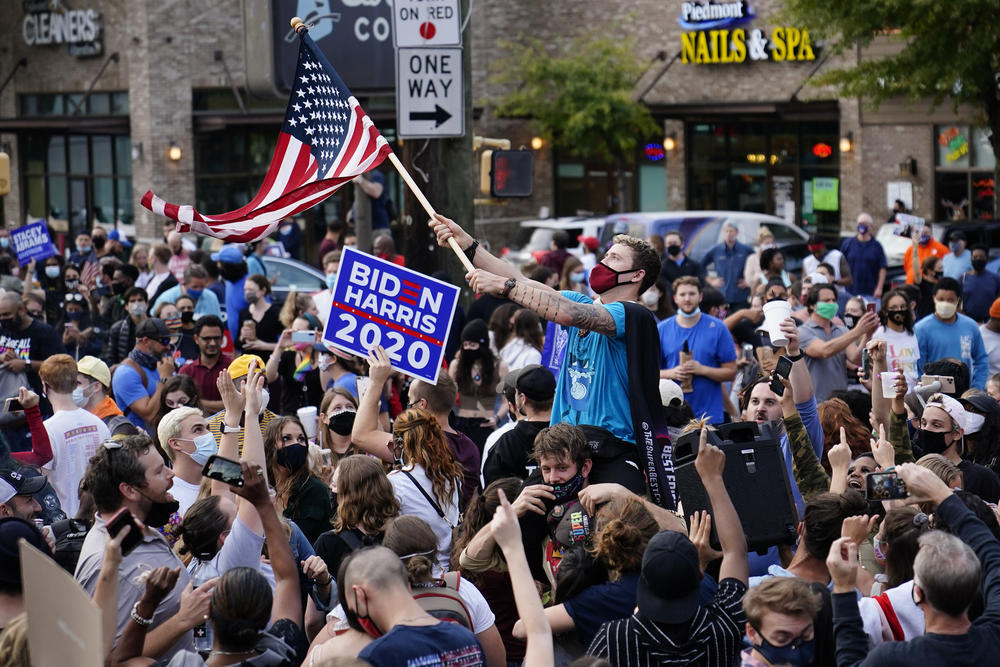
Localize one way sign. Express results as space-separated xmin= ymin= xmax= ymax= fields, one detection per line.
xmin=396 ymin=47 xmax=464 ymax=138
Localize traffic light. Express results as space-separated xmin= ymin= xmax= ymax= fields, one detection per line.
xmin=0 ymin=153 xmax=9 ymax=197
xmin=489 ymin=149 xmax=533 ymax=197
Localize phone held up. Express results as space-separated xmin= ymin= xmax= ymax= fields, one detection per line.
xmin=769 ymin=355 xmax=794 ymax=397
xmin=106 ymin=508 xmax=144 ymax=556
xmin=866 ymin=471 xmax=908 ymax=501
xmin=2 ymin=397 xmax=24 ymax=413
xmin=202 ymin=455 xmax=244 ymax=487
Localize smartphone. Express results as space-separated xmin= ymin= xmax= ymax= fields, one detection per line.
xmin=866 ymin=302 xmax=877 ymax=315
xmin=866 ymin=471 xmax=908 ymax=501
xmin=920 ymin=374 xmax=957 ymax=394
xmin=769 ymin=355 xmax=794 ymax=396
xmin=291 ymin=331 xmax=316 ymax=344
xmin=201 ymin=454 xmax=244 ymax=487
xmin=742 ymin=343 xmax=754 ymax=363
xmin=106 ymin=508 xmax=144 ymax=556
xmin=861 ymin=348 xmax=871 ymax=381
xmin=2 ymin=397 xmax=24 ymax=413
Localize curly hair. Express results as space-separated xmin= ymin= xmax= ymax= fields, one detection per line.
xmin=393 ymin=408 xmax=463 ymax=507
xmin=589 ymin=496 xmax=658 ymax=580
xmin=334 ymin=455 xmax=399 ymax=533
xmin=612 ymin=234 xmax=660 ymax=293
xmin=818 ymin=399 xmax=871 ymax=472
xmin=81 ymin=434 xmax=154 ymax=514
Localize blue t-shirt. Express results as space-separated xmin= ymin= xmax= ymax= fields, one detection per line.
xmin=915 ymin=312 xmax=990 ymax=388
xmin=565 ymin=572 xmax=640 ymax=646
xmin=358 ymin=621 xmax=484 ymax=667
xmin=962 ymin=271 xmax=1000 ymax=323
xmin=153 ymin=284 xmax=223 ymax=318
xmin=369 ymin=170 xmax=390 ymax=230
xmin=943 ymin=249 xmax=973 ymax=279
xmin=658 ymin=313 xmax=737 ymax=423
xmin=550 ymin=291 xmax=632 ymax=443
xmin=840 ymin=237 xmax=887 ymax=296
xmin=701 ymin=241 xmax=753 ymax=304
xmin=112 ymin=363 xmax=160 ymax=431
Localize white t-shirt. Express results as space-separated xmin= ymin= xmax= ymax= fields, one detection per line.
xmin=499 ymin=338 xmax=542 ymax=371
xmin=389 ymin=463 xmax=459 ymax=574
xmin=980 ymin=325 xmax=1000 ymax=377
xmin=188 ymin=515 xmax=268 ymax=584
xmin=171 ymin=477 xmax=201 ymax=519
xmin=871 ymin=325 xmax=920 ymax=392
xmin=43 ymin=408 xmax=111 ymax=516
xmin=803 ymin=249 xmax=845 ymax=280
xmin=481 ymin=420 xmax=516 ymax=487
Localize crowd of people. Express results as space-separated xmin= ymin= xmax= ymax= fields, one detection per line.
xmin=2 ymin=209 xmax=1000 ymax=667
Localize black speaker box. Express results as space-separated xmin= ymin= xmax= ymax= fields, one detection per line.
xmin=673 ymin=421 xmax=799 ymax=553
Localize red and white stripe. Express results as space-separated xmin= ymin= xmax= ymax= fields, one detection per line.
xmin=141 ymin=97 xmax=390 ymax=244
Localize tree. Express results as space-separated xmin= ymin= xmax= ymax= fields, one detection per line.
xmin=783 ymin=0 xmax=1000 ymax=161
xmin=492 ymin=33 xmax=660 ymax=212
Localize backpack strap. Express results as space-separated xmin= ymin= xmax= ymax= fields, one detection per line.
xmin=874 ymin=592 xmax=905 ymax=641
xmin=411 ymin=572 xmax=472 ymax=630
xmin=402 ymin=469 xmax=455 ymax=527
xmin=121 ymin=357 xmax=148 ymax=388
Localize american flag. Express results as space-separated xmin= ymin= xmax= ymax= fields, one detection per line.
xmin=141 ymin=31 xmax=392 ymax=243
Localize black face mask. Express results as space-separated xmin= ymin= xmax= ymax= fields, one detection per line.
xmin=181 ymin=311 xmax=195 ymax=324
xmin=112 ymin=281 xmax=127 ymax=296
xmin=0 ymin=316 xmax=18 ymax=334
xmin=843 ymin=314 xmax=857 ymax=329
xmin=888 ymin=310 xmax=908 ymax=326
xmin=667 ymin=244 xmax=683 ymax=257
xmin=973 ymin=259 xmax=988 ymax=272
xmin=93 ymin=236 xmax=106 ymax=250
xmin=329 ymin=410 xmax=356 ymax=436
xmin=918 ymin=428 xmax=951 ymax=455
xmin=275 ymin=443 xmax=308 ymax=470
xmin=139 ymin=491 xmax=180 ymax=528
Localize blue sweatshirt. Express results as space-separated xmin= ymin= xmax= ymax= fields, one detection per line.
xmin=915 ymin=313 xmax=989 ymax=389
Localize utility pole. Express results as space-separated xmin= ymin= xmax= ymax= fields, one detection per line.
xmin=400 ymin=0 xmax=474 ymax=284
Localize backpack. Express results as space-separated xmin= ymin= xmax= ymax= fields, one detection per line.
xmin=411 ymin=571 xmax=472 ymax=630
xmin=51 ymin=517 xmax=93 ymax=574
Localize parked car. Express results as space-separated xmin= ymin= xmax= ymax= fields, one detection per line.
xmin=599 ymin=210 xmax=811 ymax=273
xmin=260 ymin=255 xmax=325 ymax=304
xmin=504 ymin=216 xmax=605 ymax=268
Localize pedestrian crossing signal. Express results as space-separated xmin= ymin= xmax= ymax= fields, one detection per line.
xmin=490 ymin=149 xmax=533 ymax=198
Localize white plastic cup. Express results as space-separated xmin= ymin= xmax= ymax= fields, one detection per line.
xmin=879 ymin=371 xmax=900 ymax=397
xmin=297 ymin=406 xmax=318 ymax=439
xmin=762 ymin=300 xmax=792 ymax=347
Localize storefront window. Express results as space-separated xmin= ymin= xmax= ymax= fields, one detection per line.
xmin=195 ymin=128 xmax=276 ymax=213
xmin=934 ymin=124 xmax=995 ymax=220
xmin=19 ymin=92 xmax=129 ymax=117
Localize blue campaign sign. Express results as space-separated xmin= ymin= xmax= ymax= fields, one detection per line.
xmin=10 ymin=221 xmax=57 ymax=266
xmin=322 ymin=247 xmax=460 ymax=384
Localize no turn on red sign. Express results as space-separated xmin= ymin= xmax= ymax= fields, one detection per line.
xmin=392 ymin=0 xmax=462 ymax=48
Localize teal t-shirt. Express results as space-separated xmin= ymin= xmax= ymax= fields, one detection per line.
xmin=550 ymin=291 xmax=631 ymax=443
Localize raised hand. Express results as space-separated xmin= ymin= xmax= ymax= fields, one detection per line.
xmin=490 ymin=489 xmax=523 ymax=551
xmin=694 ymin=429 xmax=725 ymax=482
xmin=689 ymin=510 xmax=723 ymax=573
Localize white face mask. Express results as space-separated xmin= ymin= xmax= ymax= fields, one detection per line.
xmin=640 ymin=290 xmax=659 ymax=307
xmin=935 ymin=300 xmax=958 ymax=319
xmin=258 ymin=389 xmax=270 ymax=415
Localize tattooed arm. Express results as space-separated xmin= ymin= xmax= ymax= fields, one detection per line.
xmin=467 ymin=268 xmax=618 ymax=336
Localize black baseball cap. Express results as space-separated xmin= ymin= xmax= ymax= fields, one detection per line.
xmin=0 ymin=467 xmax=47 ymax=498
xmin=636 ymin=530 xmax=703 ymax=624
xmin=515 ymin=365 xmax=556 ymax=402
xmin=136 ymin=317 xmax=171 ymax=340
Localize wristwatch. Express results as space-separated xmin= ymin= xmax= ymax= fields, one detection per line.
xmin=222 ymin=423 xmax=242 ymax=434
xmin=785 ymin=352 xmax=804 ymax=362
xmin=501 ymin=278 xmax=517 ymax=298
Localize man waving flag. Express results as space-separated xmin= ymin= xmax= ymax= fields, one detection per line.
xmin=142 ymin=29 xmax=392 ymax=243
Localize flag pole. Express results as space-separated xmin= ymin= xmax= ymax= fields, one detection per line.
xmin=289 ymin=16 xmax=475 ymax=274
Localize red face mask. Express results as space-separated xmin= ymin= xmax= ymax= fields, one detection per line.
xmin=589 ymin=260 xmax=636 ymax=295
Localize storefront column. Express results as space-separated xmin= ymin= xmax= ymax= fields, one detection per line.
xmin=127 ymin=1 xmax=194 ymax=242
xmin=664 ymin=118 xmax=685 ymax=210
xmin=839 ymin=99 xmax=863 ymax=232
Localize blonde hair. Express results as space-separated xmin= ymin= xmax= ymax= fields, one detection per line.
xmin=590 ymin=496 xmax=658 ymax=580
xmin=156 ymin=406 xmax=204 ymax=461
xmin=334 ymin=455 xmax=400 ymax=533
xmin=917 ymin=453 xmax=964 ymax=488
xmin=0 ymin=612 xmax=30 ymax=667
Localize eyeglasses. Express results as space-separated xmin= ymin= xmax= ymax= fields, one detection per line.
xmin=159 ymin=338 xmax=174 ymax=347
xmin=102 ymin=439 xmax=122 ymax=450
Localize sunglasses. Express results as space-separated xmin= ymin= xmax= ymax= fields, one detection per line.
xmin=64 ymin=293 xmax=85 ymax=303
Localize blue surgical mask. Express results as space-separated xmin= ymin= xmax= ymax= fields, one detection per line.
xmin=919 ymin=234 xmax=931 ymax=244
xmin=857 ymin=224 xmax=869 ymax=236
xmin=185 ymin=288 xmax=203 ymax=300
xmin=77 ymin=244 xmax=92 ymax=254
xmin=754 ymin=633 xmax=815 ymax=667
xmin=325 ymin=273 xmax=338 ymax=290
xmin=44 ymin=265 xmax=61 ymax=279
xmin=0 ymin=237 xmax=9 ymax=248
xmin=570 ymin=271 xmax=585 ymax=284
xmin=72 ymin=385 xmax=93 ymax=408
xmin=181 ymin=432 xmax=218 ymax=467
xmin=678 ymin=306 xmax=701 ymax=318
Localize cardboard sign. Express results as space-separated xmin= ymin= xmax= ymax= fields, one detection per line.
xmin=10 ymin=221 xmax=57 ymax=266
xmin=20 ymin=539 xmax=104 ymax=667
xmin=323 ymin=247 xmax=459 ymax=384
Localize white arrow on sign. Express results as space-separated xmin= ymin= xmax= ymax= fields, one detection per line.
xmin=396 ymin=47 xmax=465 ymax=138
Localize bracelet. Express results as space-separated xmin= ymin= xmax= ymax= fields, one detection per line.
xmin=463 ymin=239 xmax=479 ymax=263
xmin=222 ymin=422 xmax=242 ymax=434
xmin=130 ymin=601 xmax=154 ymax=627
xmin=316 ymin=575 xmax=332 ymax=587
xmin=500 ymin=278 xmax=517 ymax=298
xmin=785 ymin=352 xmax=804 ymax=362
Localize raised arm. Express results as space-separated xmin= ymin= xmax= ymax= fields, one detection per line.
xmin=492 ymin=489 xmax=553 ymax=667
xmin=238 ymin=367 xmax=269 ymax=535
xmin=695 ymin=429 xmax=748 ymax=585
xmin=782 ymin=319 xmax=814 ymax=404
xmin=12 ymin=388 xmax=52 ymax=466
xmin=350 ymin=346 xmax=394 ymax=461
xmin=777 ymin=376 xmax=830 ymax=500
xmin=212 ymin=368 xmax=246 ymax=501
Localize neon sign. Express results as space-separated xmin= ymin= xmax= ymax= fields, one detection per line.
xmin=812 ymin=143 xmax=832 ymax=159
xmin=644 ymin=143 xmax=665 ymax=161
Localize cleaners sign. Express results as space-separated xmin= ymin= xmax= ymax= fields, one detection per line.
xmin=323 ymin=247 xmax=460 ymax=384
xmin=10 ymin=221 xmax=57 ymax=266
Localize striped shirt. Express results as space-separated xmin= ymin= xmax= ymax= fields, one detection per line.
xmin=587 ymin=577 xmax=747 ymax=666
xmin=207 ymin=409 xmax=279 ymax=457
